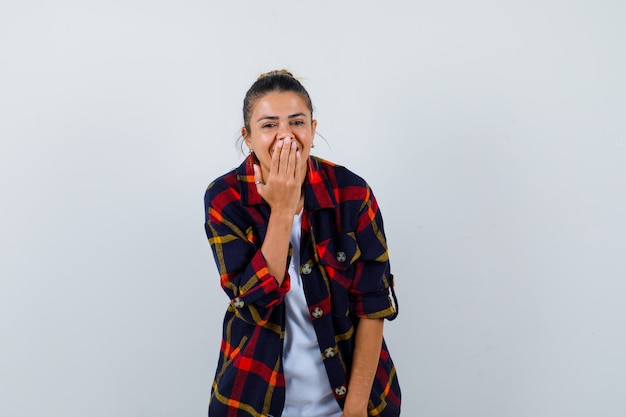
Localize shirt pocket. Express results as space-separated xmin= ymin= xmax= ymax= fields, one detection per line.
xmin=315 ymin=232 xmax=360 ymax=272
xmin=315 ymin=233 xmax=361 ymax=318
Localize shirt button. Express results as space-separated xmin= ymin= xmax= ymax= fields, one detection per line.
xmin=336 ymin=251 xmax=347 ymax=262
xmin=300 ymin=264 xmax=313 ymax=275
xmin=311 ymin=307 xmax=323 ymax=319
xmin=233 ymin=297 xmax=244 ymax=308
xmin=324 ymin=347 xmax=336 ymax=358
xmin=334 ymin=385 xmax=347 ymax=396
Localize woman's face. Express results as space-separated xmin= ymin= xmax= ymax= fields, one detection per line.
xmin=243 ymin=91 xmax=317 ymax=181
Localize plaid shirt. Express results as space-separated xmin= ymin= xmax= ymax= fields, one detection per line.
xmin=204 ymin=155 xmax=401 ymax=417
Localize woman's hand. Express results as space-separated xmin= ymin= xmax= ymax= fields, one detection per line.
xmin=253 ymin=137 xmax=304 ymax=285
xmin=253 ymin=136 xmax=303 ymax=215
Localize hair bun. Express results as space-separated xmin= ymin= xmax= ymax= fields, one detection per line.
xmin=257 ymin=69 xmax=294 ymax=80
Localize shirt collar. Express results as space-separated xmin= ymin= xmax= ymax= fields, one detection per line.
xmin=237 ymin=154 xmax=338 ymax=210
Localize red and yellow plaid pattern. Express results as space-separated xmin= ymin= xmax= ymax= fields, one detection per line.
xmin=204 ymin=155 xmax=401 ymax=416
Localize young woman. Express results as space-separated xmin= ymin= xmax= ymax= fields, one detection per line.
xmin=204 ymin=70 xmax=400 ymax=417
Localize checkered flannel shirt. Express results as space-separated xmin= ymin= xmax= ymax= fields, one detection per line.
xmin=204 ymin=155 xmax=401 ymax=417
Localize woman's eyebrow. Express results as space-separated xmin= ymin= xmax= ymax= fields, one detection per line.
xmin=256 ymin=115 xmax=279 ymax=122
xmin=256 ymin=113 xmax=307 ymax=122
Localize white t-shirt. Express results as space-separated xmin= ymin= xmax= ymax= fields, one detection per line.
xmin=282 ymin=212 xmax=343 ymax=417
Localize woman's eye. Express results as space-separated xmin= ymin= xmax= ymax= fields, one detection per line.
xmin=291 ymin=120 xmax=305 ymax=126
xmin=262 ymin=123 xmax=276 ymax=129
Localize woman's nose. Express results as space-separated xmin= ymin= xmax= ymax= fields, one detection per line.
xmin=276 ymin=122 xmax=293 ymax=139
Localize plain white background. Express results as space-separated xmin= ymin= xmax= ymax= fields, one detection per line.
xmin=1 ymin=1 xmax=625 ymax=416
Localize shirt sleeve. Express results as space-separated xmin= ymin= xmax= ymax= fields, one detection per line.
xmin=204 ymin=181 xmax=290 ymax=326
xmin=349 ymin=184 xmax=398 ymax=320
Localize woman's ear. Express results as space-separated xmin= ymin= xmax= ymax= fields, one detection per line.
xmin=242 ymin=127 xmax=251 ymax=146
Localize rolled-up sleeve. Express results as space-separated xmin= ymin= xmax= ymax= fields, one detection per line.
xmin=205 ymin=182 xmax=289 ymax=325
xmin=349 ymin=185 xmax=398 ymax=320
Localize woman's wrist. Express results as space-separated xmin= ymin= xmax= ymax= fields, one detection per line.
xmin=342 ymin=392 xmax=368 ymax=416
xmin=269 ymin=207 xmax=297 ymax=219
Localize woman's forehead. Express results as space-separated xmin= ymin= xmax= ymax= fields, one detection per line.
xmin=252 ymin=91 xmax=310 ymax=117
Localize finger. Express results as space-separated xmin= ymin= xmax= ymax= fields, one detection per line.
xmin=270 ymin=139 xmax=282 ymax=175
xmin=253 ymin=164 xmax=264 ymax=190
xmin=294 ymin=149 xmax=303 ymax=183
xmin=278 ymin=137 xmax=292 ymax=175
xmin=287 ymin=140 xmax=298 ymax=178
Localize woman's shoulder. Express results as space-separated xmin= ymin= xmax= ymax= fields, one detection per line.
xmin=206 ymin=166 xmax=238 ymax=191
xmin=311 ymin=156 xmax=369 ymax=189
xmin=204 ymin=165 xmax=241 ymax=208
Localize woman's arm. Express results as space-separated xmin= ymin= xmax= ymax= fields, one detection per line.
xmin=342 ymin=318 xmax=384 ymax=417
xmin=255 ymin=137 xmax=304 ymax=285
xmin=204 ymin=138 xmax=303 ymax=324
xmin=205 ymin=195 xmax=289 ymax=320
